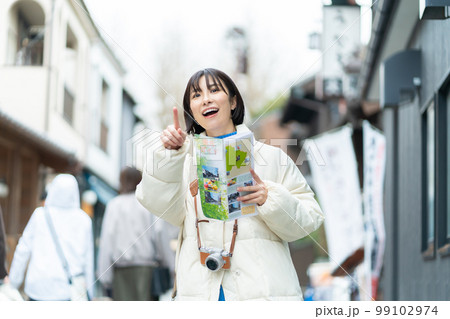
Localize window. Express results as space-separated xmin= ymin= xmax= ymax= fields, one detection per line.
xmin=426 ymin=104 xmax=435 ymax=243
xmin=8 ymin=1 xmax=45 ymax=66
xmin=63 ymin=86 xmax=74 ymax=124
xmin=63 ymin=25 xmax=78 ymax=126
xmin=422 ymin=100 xmax=435 ymax=258
xmin=100 ymin=80 xmax=110 ymax=153
xmin=437 ymin=74 xmax=450 ymax=256
xmin=64 ymin=26 xmax=78 ymax=90
xmin=447 ymin=90 xmax=450 ymax=240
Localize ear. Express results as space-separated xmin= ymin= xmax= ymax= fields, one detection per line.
xmin=231 ymin=96 xmax=237 ymax=110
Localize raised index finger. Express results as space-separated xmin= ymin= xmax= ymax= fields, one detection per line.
xmin=173 ymin=107 xmax=180 ymax=130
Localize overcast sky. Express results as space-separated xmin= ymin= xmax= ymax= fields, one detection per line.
xmin=83 ymin=0 xmax=371 ymax=128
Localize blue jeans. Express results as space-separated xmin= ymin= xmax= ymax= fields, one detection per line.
xmin=218 ymin=285 xmax=225 ymax=301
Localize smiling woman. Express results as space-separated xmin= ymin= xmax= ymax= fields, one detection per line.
xmin=136 ymin=68 xmax=324 ymax=301
xmin=182 ymin=68 xmax=245 ymax=137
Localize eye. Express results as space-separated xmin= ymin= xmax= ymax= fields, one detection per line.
xmin=211 ymin=87 xmax=219 ymax=93
xmin=192 ymin=92 xmax=200 ymax=99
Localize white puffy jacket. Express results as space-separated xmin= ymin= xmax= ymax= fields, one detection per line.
xmin=136 ymin=124 xmax=324 ymax=300
xmin=9 ymin=174 xmax=94 ymax=300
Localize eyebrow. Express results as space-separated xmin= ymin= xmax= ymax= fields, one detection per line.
xmin=207 ymin=83 xmax=219 ymax=89
xmin=190 ymin=74 xmax=227 ymax=95
xmin=190 ymin=82 xmax=219 ymax=93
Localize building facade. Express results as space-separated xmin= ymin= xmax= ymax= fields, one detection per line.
xmin=0 ymin=0 xmax=137 ymax=281
xmin=358 ymin=0 xmax=450 ymax=300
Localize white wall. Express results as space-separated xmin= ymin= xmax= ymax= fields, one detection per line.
xmin=0 ymin=0 xmax=50 ymax=131
xmin=85 ymin=42 xmax=123 ymax=188
xmin=0 ymin=67 xmax=48 ymax=130
xmin=45 ymin=0 xmax=91 ymax=160
xmin=0 ymin=0 xmax=128 ymax=189
xmin=0 ymin=0 xmax=50 ymax=65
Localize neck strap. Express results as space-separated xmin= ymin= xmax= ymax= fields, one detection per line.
xmin=189 ymin=179 xmax=238 ymax=256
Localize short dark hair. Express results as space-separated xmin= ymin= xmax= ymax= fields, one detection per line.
xmin=183 ymin=68 xmax=245 ymax=134
xmin=119 ymin=167 xmax=142 ymax=194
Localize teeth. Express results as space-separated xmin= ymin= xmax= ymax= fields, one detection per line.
xmin=203 ymin=108 xmax=218 ymax=116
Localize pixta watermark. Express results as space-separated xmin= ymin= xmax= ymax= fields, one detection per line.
xmin=126 ymin=129 xmax=326 ymax=172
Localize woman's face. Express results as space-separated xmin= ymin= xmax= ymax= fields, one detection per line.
xmin=189 ymin=75 xmax=237 ymax=137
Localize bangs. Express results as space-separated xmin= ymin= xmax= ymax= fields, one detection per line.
xmin=188 ymin=70 xmax=228 ymax=95
xmin=183 ymin=68 xmax=244 ymax=134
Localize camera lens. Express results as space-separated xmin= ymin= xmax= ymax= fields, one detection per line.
xmin=205 ymin=253 xmax=225 ymax=272
xmin=206 ymin=259 xmax=219 ymax=271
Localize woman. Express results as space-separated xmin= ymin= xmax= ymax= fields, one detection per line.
xmin=97 ymin=167 xmax=158 ymax=300
xmin=9 ymin=174 xmax=94 ymax=301
xmin=0 ymin=206 xmax=7 ymax=282
xmin=0 ymin=206 xmax=23 ymax=301
xmin=136 ymin=68 xmax=324 ymax=300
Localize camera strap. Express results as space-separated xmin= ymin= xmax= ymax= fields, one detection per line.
xmin=190 ymin=179 xmax=238 ymax=256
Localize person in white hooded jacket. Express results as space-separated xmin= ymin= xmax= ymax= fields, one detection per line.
xmin=136 ymin=68 xmax=324 ymax=301
xmin=9 ymin=174 xmax=94 ymax=300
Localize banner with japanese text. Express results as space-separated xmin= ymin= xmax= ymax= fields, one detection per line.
xmin=362 ymin=120 xmax=386 ymax=300
xmin=308 ymin=126 xmax=364 ymax=271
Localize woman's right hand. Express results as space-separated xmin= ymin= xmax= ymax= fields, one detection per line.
xmin=161 ymin=107 xmax=187 ymax=150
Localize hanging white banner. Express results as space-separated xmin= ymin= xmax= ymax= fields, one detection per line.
xmin=362 ymin=120 xmax=386 ymax=300
xmin=308 ymin=126 xmax=364 ymax=272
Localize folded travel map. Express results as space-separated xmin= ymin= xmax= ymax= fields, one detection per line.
xmin=194 ymin=131 xmax=257 ymax=221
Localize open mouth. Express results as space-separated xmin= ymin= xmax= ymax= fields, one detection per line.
xmin=202 ymin=108 xmax=219 ymax=117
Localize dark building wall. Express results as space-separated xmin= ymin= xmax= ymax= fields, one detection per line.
xmin=380 ymin=16 xmax=450 ymax=301
xmin=413 ymin=19 xmax=450 ymax=106
xmin=396 ymin=99 xmax=426 ymax=300
xmin=408 ymin=15 xmax=450 ymax=301
xmin=382 ymin=96 xmax=450 ymax=301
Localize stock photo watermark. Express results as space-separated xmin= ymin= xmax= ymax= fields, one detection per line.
xmin=126 ymin=128 xmax=327 ymax=172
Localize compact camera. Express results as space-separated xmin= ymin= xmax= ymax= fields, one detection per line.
xmin=199 ymin=247 xmax=231 ymax=272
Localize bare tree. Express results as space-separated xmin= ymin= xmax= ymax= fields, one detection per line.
xmin=152 ymin=23 xmax=281 ymax=130
xmin=226 ymin=25 xmax=280 ymax=118
xmin=153 ymin=27 xmax=189 ymax=130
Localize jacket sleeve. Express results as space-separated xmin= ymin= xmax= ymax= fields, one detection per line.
xmin=0 ymin=207 xmax=7 ymax=279
xmin=8 ymin=209 xmax=38 ymax=288
xmin=257 ymin=151 xmax=324 ymax=242
xmin=136 ymin=138 xmax=190 ymax=227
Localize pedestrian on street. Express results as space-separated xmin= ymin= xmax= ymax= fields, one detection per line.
xmin=0 ymin=205 xmax=7 ymax=282
xmin=8 ymin=174 xmax=94 ymax=301
xmin=97 ymin=167 xmax=159 ymax=301
xmin=136 ymin=68 xmax=324 ymax=300
xmin=0 ymin=205 xmax=23 ymax=301
xmin=151 ymin=217 xmax=179 ymax=300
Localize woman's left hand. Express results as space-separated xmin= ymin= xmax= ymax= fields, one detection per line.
xmin=237 ymin=168 xmax=268 ymax=206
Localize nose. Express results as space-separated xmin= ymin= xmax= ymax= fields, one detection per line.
xmin=203 ymin=92 xmax=212 ymax=105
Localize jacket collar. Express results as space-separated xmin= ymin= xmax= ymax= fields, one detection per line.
xmin=199 ymin=124 xmax=250 ymax=137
